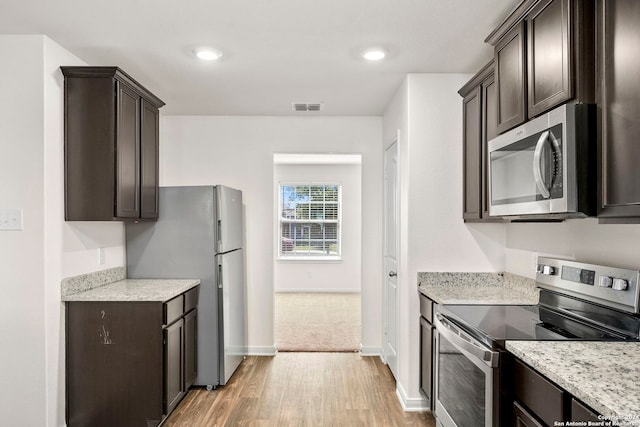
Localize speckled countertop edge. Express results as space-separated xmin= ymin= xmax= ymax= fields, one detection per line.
xmin=507 ymin=341 xmax=640 ymax=425
xmin=62 ymin=279 xmax=201 ymax=302
xmin=417 ymin=272 xmax=539 ymax=305
xmin=61 ymin=266 xmax=126 ymax=297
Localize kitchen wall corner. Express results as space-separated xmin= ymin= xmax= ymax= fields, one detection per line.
xmin=0 ymin=35 xmax=126 ymax=427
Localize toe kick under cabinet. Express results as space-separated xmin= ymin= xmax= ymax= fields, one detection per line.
xmin=65 ymin=285 xmax=199 ymax=427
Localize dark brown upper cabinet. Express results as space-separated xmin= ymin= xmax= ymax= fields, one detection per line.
xmin=460 ymin=61 xmax=504 ymax=222
xmin=488 ymin=0 xmax=594 ymax=134
xmin=481 ymin=73 xmax=499 ymax=219
xmin=462 ymin=86 xmax=482 ymax=221
xmin=596 ymin=0 xmax=640 ymax=221
xmin=61 ymin=66 xmax=164 ymax=221
xmin=527 ymin=0 xmax=572 ymax=117
xmin=495 ymin=21 xmax=527 ymax=134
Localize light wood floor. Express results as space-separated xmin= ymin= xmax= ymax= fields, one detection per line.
xmin=165 ymin=353 xmax=435 ymax=426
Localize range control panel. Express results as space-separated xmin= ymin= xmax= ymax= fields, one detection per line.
xmin=536 ymin=257 xmax=640 ymax=314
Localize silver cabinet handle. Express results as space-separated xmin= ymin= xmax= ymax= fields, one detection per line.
xmin=388 ymin=271 xmax=397 ymax=277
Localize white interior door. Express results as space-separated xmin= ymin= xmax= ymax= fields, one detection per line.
xmin=384 ymin=139 xmax=399 ymax=379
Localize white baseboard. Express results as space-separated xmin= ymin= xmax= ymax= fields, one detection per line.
xmin=396 ymin=381 xmax=431 ymax=412
xmin=246 ymin=345 xmax=277 ymax=356
xmin=275 ymin=289 xmax=361 ymax=293
xmin=359 ymin=346 xmax=383 ymax=358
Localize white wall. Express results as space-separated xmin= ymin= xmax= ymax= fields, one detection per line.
xmin=274 ymin=163 xmax=362 ymax=293
xmin=0 ymin=35 xmax=126 ymax=427
xmin=161 ymin=116 xmax=382 ymax=354
xmin=0 ymin=35 xmax=47 ymax=427
xmin=382 ymin=74 xmax=507 ymax=410
xmin=505 ymin=219 xmax=640 ymax=278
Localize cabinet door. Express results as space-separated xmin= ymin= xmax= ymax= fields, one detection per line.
xmin=164 ymin=319 xmax=184 ymax=415
xmin=495 ymin=21 xmax=527 ymax=134
xmin=482 ymin=74 xmax=498 ymax=218
xmin=66 ymin=302 xmax=163 ymax=427
xmin=419 ymin=317 xmax=433 ymax=408
xmin=527 ymin=0 xmax=573 ymax=117
xmin=462 ymin=87 xmax=482 ymax=220
xmin=116 ymin=82 xmax=141 ymax=218
xmin=141 ymin=99 xmax=159 ymax=219
xmin=514 ymin=402 xmax=545 ymax=427
xmin=597 ymin=0 xmax=640 ymax=218
xmin=184 ymin=309 xmax=198 ymax=389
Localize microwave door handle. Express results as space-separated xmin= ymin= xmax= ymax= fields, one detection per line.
xmin=548 ymin=131 xmax=562 ymax=187
xmin=533 ymin=130 xmax=551 ymax=199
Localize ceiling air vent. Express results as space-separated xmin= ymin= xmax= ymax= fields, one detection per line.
xmin=292 ymin=102 xmax=324 ymax=112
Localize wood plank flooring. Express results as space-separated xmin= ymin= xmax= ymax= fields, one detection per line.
xmin=165 ymin=353 xmax=435 ymax=426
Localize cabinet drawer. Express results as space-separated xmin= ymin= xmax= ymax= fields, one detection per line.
xmin=514 ymin=359 xmax=566 ymax=426
xmin=164 ymin=295 xmax=184 ymax=326
xmin=184 ymin=286 xmax=199 ymax=313
xmin=419 ymin=294 xmax=434 ymax=323
xmin=571 ymin=398 xmax=600 ymax=422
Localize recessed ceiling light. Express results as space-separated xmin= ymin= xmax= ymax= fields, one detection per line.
xmin=194 ymin=47 xmax=222 ymax=61
xmin=362 ymin=48 xmax=386 ymax=61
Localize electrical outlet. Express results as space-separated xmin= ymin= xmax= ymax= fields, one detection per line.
xmin=99 ymin=247 xmax=106 ymax=265
xmin=0 ymin=208 xmax=23 ymax=230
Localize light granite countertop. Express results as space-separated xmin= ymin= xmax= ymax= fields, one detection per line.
xmin=62 ymin=279 xmax=200 ymax=302
xmin=418 ymin=272 xmax=539 ymax=305
xmin=507 ymin=341 xmax=640 ymax=426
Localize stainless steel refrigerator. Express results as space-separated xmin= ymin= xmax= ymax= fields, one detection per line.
xmin=125 ymin=186 xmax=246 ymax=389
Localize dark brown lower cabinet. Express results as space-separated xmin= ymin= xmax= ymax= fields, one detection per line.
xmin=66 ymin=286 xmax=198 ymax=427
xmin=419 ymin=294 xmax=435 ymax=409
xmin=571 ymin=398 xmax=600 ymax=422
xmin=164 ymin=318 xmax=184 ymax=415
xmin=66 ymin=302 xmax=164 ymax=427
xmin=514 ymin=401 xmax=545 ymax=427
xmin=511 ymin=358 xmax=602 ymax=426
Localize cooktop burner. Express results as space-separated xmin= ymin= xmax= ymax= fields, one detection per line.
xmin=439 ymin=303 xmax=633 ymax=350
xmin=437 ymin=257 xmax=640 ymax=350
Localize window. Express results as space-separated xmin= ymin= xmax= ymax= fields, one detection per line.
xmin=279 ymin=184 xmax=341 ymax=258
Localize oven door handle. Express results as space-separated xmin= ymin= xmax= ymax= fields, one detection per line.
xmin=434 ymin=313 xmax=499 ymax=368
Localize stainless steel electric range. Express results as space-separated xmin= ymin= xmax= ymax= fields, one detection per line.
xmin=434 ymin=257 xmax=640 ymax=427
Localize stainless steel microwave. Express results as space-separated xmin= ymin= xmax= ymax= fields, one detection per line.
xmin=488 ymin=103 xmax=596 ymax=219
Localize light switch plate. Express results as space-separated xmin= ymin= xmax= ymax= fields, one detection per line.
xmin=0 ymin=208 xmax=23 ymax=230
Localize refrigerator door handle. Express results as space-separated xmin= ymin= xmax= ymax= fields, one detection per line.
xmin=217 ymin=264 xmax=223 ymax=289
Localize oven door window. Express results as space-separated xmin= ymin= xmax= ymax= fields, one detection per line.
xmin=490 ymin=124 xmax=563 ymax=206
xmin=437 ymin=331 xmax=491 ymax=427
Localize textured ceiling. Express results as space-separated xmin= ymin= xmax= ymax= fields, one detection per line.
xmin=0 ymin=0 xmax=517 ymax=115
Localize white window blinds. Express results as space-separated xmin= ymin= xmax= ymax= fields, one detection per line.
xmin=279 ymin=184 xmax=341 ymax=257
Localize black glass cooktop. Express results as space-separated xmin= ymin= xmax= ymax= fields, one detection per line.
xmin=438 ymin=302 xmax=634 ymax=350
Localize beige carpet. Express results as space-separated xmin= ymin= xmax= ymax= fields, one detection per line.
xmin=275 ymin=292 xmax=361 ymax=352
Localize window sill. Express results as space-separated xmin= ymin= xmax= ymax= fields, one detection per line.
xmin=277 ymin=256 xmax=343 ymax=263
